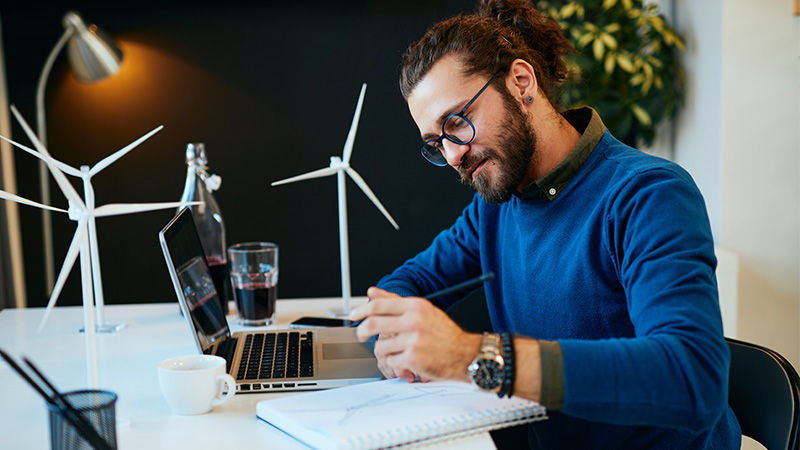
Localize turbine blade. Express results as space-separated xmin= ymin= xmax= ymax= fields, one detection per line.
xmin=342 ymin=83 xmax=367 ymax=164
xmin=90 ymin=125 xmax=164 ymax=177
xmin=345 ymin=167 xmax=399 ymax=230
xmin=37 ymin=220 xmax=87 ymax=332
xmin=0 ymin=134 xmax=82 ymax=176
xmin=93 ymin=201 xmax=200 ymax=217
xmin=9 ymin=105 xmax=85 ymax=208
xmin=0 ymin=189 xmax=68 ymax=213
xmin=271 ymin=166 xmax=339 ymax=186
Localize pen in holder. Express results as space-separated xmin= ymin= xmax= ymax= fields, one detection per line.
xmin=48 ymin=390 xmax=118 ymax=450
xmin=0 ymin=349 xmax=116 ymax=450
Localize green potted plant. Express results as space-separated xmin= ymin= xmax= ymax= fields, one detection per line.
xmin=537 ymin=0 xmax=686 ymax=146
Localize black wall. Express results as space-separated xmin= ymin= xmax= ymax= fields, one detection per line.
xmin=2 ymin=1 xmax=478 ymax=308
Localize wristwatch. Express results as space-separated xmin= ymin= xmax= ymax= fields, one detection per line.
xmin=468 ymin=333 xmax=505 ymax=393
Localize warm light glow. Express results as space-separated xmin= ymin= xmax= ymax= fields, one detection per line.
xmin=51 ymin=39 xmax=248 ymax=124
xmin=47 ymin=38 xmax=251 ymax=164
xmin=57 ymin=40 xmax=177 ymax=107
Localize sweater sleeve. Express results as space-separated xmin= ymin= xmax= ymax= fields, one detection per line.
xmin=558 ymin=168 xmax=730 ymax=431
xmin=376 ymin=194 xmax=483 ymax=309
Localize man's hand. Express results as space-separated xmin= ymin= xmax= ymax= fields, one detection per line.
xmin=350 ymin=286 xmax=482 ymax=383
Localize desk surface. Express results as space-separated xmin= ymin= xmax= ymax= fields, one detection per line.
xmin=0 ymin=299 xmax=496 ymax=449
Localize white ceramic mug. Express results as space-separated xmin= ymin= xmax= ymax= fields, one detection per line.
xmin=158 ymin=355 xmax=236 ymax=415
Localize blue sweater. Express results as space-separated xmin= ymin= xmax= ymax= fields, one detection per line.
xmin=377 ymin=130 xmax=740 ymax=449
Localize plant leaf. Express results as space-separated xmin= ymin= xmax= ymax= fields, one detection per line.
xmin=577 ymin=32 xmax=594 ymax=48
xmin=647 ymin=56 xmax=663 ymax=69
xmin=675 ymin=36 xmax=686 ymax=51
xmin=616 ymin=53 xmax=635 ymax=72
xmin=604 ymin=52 xmax=616 ymax=74
xmin=630 ymin=103 xmax=652 ymax=126
xmin=600 ymin=33 xmax=618 ymax=49
xmin=604 ymin=23 xmax=621 ymax=33
xmin=561 ymin=2 xmax=577 ymax=18
xmin=649 ymin=15 xmax=665 ymax=33
xmin=593 ymin=38 xmax=605 ymax=60
xmin=642 ymin=62 xmax=653 ymax=78
xmin=602 ymin=0 xmax=617 ymax=10
xmin=641 ymin=77 xmax=653 ymax=95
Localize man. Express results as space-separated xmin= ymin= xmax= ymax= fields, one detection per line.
xmin=350 ymin=0 xmax=740 ymax=448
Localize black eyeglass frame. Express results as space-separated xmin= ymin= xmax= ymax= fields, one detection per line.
xmin=420 ymin=70 xmax=503 ymax=167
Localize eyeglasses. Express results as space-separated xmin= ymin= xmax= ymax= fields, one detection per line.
xmin=420 ymin=70 xmax=502 ymax=166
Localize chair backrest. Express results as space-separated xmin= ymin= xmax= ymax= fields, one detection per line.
xmin=727 ymin=337 xmax=800 ymax=450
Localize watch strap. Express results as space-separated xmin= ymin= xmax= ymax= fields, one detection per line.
xmin=499 ymin=332 xmax=514 ymax=398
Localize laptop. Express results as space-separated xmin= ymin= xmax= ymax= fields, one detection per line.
xmin=158 ymin=207 xmax=382 ymax=393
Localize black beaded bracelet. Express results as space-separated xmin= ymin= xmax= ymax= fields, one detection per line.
xmin=499 ymin=332 xmax=515 ymax=398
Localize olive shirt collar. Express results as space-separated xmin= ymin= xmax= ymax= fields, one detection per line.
xmin=517 ymin=107 xmax=606 ymax=201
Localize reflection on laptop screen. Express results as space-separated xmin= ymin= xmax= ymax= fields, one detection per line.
xmin=162 ymin=208 xmax=229 ymax=349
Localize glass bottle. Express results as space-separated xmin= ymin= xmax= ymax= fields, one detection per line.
xmin=178 ymin=142 xmax=230 ymax=314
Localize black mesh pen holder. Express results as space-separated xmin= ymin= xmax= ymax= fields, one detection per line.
xmin=47 ymin=390 xmax=118 ymax=450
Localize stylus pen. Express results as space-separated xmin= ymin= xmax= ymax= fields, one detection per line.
xmin=423 ymin=271 xmax=495 ymax=301
xmin=351 ymin=271 xmax=495 ymax=326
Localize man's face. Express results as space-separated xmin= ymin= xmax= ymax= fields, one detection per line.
xmin=408 ymin=56 xmax=537 ymax=203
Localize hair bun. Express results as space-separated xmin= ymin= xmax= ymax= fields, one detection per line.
xmin=477 ymin=0 xmax=571 ymax=87
xmin=477 ymin=0 xmax=531 ymax=28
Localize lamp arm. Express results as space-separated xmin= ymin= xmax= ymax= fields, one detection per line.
xmin=35 ymin=26 xmax=74 ymax=294
xmin=36 ymin=27 xmax=73 ymax=147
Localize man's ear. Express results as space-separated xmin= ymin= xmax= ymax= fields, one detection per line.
xmin=506 ymin=58 xmax=538 ymax=103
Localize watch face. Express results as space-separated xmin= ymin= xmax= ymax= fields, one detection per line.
xmin=470 ymin=359 xmax=503 ymax=390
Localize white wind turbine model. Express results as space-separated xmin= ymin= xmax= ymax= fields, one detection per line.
xmin=0 ymin=105 xmax=197 ymax=387
xmin=271 ymin=84 xmax=398 ymax=316
xmin=3 ymin=122 xmax=164 ymax=334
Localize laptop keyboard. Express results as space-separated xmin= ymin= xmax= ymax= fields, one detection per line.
xmin=214 ymin=337 xmax=238 ymax=373
xmin=214 ymin=331 xmax=315 ymax=381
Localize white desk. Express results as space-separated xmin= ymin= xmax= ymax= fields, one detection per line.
xmin=0 ymin=299 xmax=496 ymax=449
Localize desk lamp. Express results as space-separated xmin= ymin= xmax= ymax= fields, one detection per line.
xmin=36 ymin=11 xmax=122 ymax=298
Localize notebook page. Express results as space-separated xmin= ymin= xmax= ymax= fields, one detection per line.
xmin=256 ymin=378 xmax=546 ymax=450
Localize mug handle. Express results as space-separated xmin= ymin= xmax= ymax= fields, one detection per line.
xmin=212 ymin=374 xmax=237 ymax=406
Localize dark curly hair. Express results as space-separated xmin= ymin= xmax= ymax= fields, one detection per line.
xmin=399 ymin=0 xmax=573 ymax=109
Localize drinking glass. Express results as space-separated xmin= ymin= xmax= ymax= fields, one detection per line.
xmin=228 ymin=242 xmax=278 ymax=326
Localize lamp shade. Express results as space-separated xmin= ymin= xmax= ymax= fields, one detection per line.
xmin=62 ymin=11 xmax=122 ymax=82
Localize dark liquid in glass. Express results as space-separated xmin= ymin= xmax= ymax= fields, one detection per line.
xmin=190 ymin=292 xmax=227 ymax=336
xmin=206 ymin=256 xmax=229 ymax=314
xmin=233 ymin=282 xmax=276 ymax=324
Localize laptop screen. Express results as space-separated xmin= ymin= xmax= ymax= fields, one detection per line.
xmin=160 ymin=208 xmax=229 ymax=350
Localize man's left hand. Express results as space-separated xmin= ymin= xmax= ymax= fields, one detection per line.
xmin=350 ymin=287 xmax=482 ymax=383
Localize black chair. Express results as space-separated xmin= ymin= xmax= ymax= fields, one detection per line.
xmin=727 ymin=337 xmax=800 ymax=450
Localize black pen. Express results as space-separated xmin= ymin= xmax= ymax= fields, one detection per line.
xmin=423 ymin=271 xmax=495 ymax=301
xmin=350 ymin=271 xmax=495 ymax=326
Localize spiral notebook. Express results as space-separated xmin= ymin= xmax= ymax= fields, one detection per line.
xmin=255 ymin=378 xmax=547 ymax=449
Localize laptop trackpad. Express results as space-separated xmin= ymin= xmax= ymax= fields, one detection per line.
xmin=322 ymin=343 xmax=374 ymax=360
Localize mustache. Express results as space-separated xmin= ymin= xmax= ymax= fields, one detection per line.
xmin=457 ymin=149 xmax=493 ymax=180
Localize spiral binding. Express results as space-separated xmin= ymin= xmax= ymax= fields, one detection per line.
xmin=343 ymin=401 xmax=547 ymax=450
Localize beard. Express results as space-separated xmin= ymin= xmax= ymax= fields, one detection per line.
xmin=457 ymin=89 xmax=537 ymax=204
